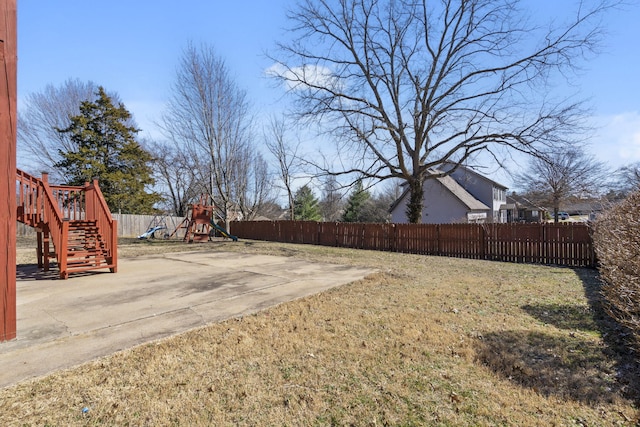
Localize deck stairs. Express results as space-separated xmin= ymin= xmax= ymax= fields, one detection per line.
xmin=16 ymin=169 xmax=118 ymax=279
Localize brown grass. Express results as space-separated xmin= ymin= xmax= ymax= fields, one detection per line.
xmin=3 ymin=237 xmax=639 ymax=425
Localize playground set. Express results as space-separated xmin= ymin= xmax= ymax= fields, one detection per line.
xmin=138 ymin=197 xmax=238 ymax=243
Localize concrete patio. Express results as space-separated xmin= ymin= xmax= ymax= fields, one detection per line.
xmin=0 ymin=251 xmax=373 ymax=388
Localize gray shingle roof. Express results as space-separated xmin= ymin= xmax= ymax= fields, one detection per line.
xmin=435 ymin=174 xmax=490 ymax=210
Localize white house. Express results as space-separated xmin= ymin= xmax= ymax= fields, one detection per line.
xmin=390 ymin=165 xmax=509 ymax=224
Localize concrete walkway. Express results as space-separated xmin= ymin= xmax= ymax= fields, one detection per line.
xmin=0 ymin=251 xmax=373 ymax=388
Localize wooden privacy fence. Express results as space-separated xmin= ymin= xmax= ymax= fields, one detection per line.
xmin=17 ymin=213 xmax=185 ymax=238
xmin=230 ymin=221 xmax=596 ymax=268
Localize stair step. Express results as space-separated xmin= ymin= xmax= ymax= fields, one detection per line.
xmin=69 ymin=235 xmax=102 ymax=240
xmin=67 ymin=252 xmax=108 ymax=259
xmin=67 ymin=251 xmax=107 ymax=256
xmin=67 ymin=258 xmax=108 ymax=266
xmin=67 ymin=260 xmax=108 ymax=267
xmin=68 ymin=241 xmax=105 ymax=246
xmin=66 ymin=263 xmax=115 ymax=273
xmin=67 ymin=253 xmax=108 ymax=261
xmin=67 ymin=217 xmax=109 ymax=262
xmin=67 ymin=260 xmax=109 ymax=265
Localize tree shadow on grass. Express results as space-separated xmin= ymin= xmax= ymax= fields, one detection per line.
xmin=475 ymin=268 xmax=640 ymax=404
xmin=573 ymin=268 xmax=640 ymax=403
xmin=521 ymin=303 xmax=599 ymax=332
xmin=476 ymin=329 xmax=622 ymax=403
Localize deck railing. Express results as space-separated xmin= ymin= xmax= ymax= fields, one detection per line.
xmin=84 ymin=178 xmax=118 ymax=272
xmin=16 ymin=169 xmax=117 ymax=277
xmin=16 ymin=170 xmax=69 ymax=271
xmin=16 ymin=169 xmax=45 ymax=227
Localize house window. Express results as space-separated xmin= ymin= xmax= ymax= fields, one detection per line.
xmin=492 ymin=187 xmax=505 ymax=202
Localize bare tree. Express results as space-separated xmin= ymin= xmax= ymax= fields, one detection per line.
xmin=263 ymin=114 xmax=303 ymax=220
xmin=18 ymin=79 xmax=101 ymax=180
xmin=614 ymin=162 xmax=640 ymax=196
xmin=147 ymin=139 xmax=199 ymax=217
xmin=513 ymin=148 xmax=610 ymax=222
xmin=233 ymin=146 xmax=277 ymax=220
xmin=159 ymin=43 xmax=274 ymax=228
xmin=18 ymin=79 xmax=131 ymax=181
xmin=270 ymin=0 xmax=617 ymax=223
xmin=319 ymin=175 xmax=344 ymax=221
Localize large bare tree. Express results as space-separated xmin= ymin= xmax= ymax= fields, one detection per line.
xmin=270 ymin=0 xmax=617 ymax=223
xmin=232 ymin=144 xmax=278 ymax=220
xmin=514 ymin=148 xmax=610 ymax=222
xmin=159 ymin=43 xmax=274 ymax=227
xmin=614 ymin=162 xmax=640 ymax=196
xmin=18 ymin=79 xmax=111 ymax=180
xmin=147 ymin=139 xmax=200 ymax=217
xmin=263 ymin=114 xmax=303 ymax=220
xmin=319 ymin=175 xmax=344 ymax=221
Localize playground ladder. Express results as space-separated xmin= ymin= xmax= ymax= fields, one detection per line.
xmin=16 ymin=169 xmax=118 ymax=279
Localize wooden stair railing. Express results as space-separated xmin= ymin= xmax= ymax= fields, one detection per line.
xmin=16 ymin=169 xmax=117 ymax=279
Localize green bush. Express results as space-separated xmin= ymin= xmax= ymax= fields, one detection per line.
xmin=593 ymin=189 xmax=640 ymax=350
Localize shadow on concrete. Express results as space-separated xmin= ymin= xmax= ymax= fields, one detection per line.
xmin=16 ymin=264 xmax=111 ymax=281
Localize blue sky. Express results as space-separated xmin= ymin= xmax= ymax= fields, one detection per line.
xmin=17 ymin=0 xmax=640 ymax=188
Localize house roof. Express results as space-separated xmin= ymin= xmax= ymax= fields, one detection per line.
xmin=507 ymin=194 xmax=546 ymax=211
xmin=436 ymin=174 xmax=490 ymax=210
xmin=389 ymin=171 xmax=490 ymax=213
xmin=441 ymin=162 xmax=508 ymax=190
xmin=563 ymin=200 xmax=606 ymax=213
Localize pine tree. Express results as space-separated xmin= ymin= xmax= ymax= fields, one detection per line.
xmin=55 ymin=87 xmax=161 ymax=214
xmin=293 ymin=185 xmax=322 ymax=221
xmin=342 ymin=181 xmax=371 ymax=222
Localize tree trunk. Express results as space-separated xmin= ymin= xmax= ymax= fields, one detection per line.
xmin=553 ymin=194 xmax=560 ymax=224
xmin=288 ymin=192 xmax=294 ymax=221
xmin=406 ymin=178 xmax=424 ymax=224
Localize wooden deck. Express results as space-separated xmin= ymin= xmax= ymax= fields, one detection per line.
xmin=16 ymin=169 xmax=117 ymax=279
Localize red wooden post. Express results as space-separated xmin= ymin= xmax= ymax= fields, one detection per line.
xmin=85 ymin=180 xmax=95 ymax=220
xmin=0 ymin=0 xmax=17 ymax=342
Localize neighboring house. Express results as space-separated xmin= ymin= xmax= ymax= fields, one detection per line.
xmin=505 ymin=194 xmax=546 ymax=223
xmin=390 ymin=164 xmax=509 ymax=224
xmin=563 ymin=199 xmax=607 ymax=221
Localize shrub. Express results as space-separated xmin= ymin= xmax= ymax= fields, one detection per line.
xmin=593 ymin=189 xmax=640 ymax=351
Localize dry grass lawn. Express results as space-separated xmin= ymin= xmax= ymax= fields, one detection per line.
xmin=2 ymin=237 xmax=639 ymax=425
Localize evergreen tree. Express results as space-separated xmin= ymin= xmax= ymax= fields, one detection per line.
xmin=293 ymin=185 xmax=322 ymax=221
xmin=55 ymin=87 xmax=161 ymax=214
xmin=342 ymin=181 xmax=371 ymax=222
